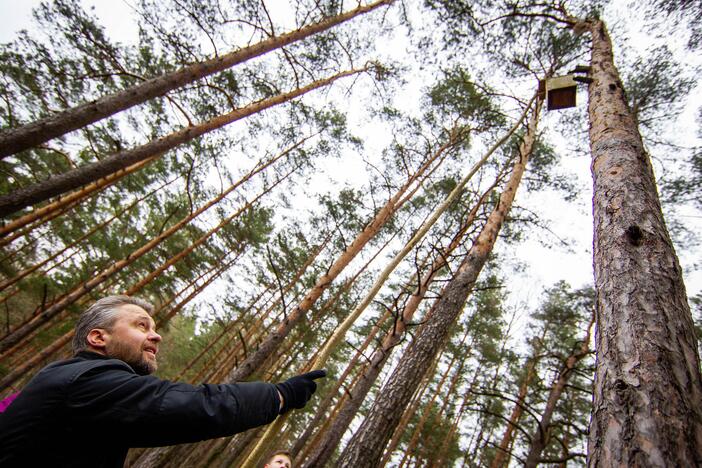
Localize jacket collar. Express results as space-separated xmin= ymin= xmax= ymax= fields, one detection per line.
xmin=75 ymin=350 xmax=112 ymax=361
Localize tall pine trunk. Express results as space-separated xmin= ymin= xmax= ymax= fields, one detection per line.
xmin=223 ymin=142 xmax=451 ymax=383
xmin=380 ymin=358 xmax=441 ymax=466
xmin=0 ymin=68 xmax=365 ymax=217
xmin=337 ymin=96 xmax=540 ymax=467
xmin=0 ymin=0 xmax=391 ymax=159
xmin=298 ymin=181 xmax=491 ymax=468
xmin=585 ymin=19 xmax=702 ymax=467
xmin=490 ymin=329 xmax=545 ymax=468
xmin=524 ymin=314 xmax=594 ymax=467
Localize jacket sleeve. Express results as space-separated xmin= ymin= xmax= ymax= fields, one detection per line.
xmin=66 ymin=360 xmax=280 ymax=447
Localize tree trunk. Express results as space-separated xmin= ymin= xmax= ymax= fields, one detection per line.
xmin=295 ymin=180 xmax=492 ymax=467
xmin=380 ymin=358 xmax=440 ymax=467
xmin=585 ymin=19 xmax=702 ymax=468
xmin=0 ymin=167 xmax=181 ymax=293
xmin=227 ymin=229 xmax=401 ymax=466
xmin=224 ymin=141 xmax=450 ymax=383
xmin=213 ymin=429 xmax=262 ymax=468
xmin=524 ymin=314 xmax=594 ymax=467
xmin=0 ymin=159 xmax=294 ymax=353
xmin=153 ymin=250 xmax=230 ymax=320
xmin=0 ymin=0 xmax=392 ymax=159
xmin=291 ymin=307 xmax=392 ymax=459
xmin=0 ymin=68 xmax=365 ymax=217
xmin=287 ymin=228 xmax=403 ymax=458
xmin=490 ymin=334 xmax=544 ymax=468
xmin=0 ymin=156 xmax=154 ymax=234
xmin=399 ymin=339 xmax=468 ymax=468
xmin=336 ymin=96 xmax=540 ymax=468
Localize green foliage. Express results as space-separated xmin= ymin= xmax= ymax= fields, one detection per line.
xmin=662 ymin=108 xmax=702 ymax=210
xmin=402 ymin=401 xmax=462 ymax=466
xmin=425 ymin=66 xmax=505 ymax=137
xmin=155 ymin=313 xmax=223 ymax=380
xmin=648 ymin=0 xmax=702 ymax=50
xmin=429 ymin=67 xmax=501 ymax=123
xmin=312 ymin=188 xmax=367 ymax=248
xmin=468 ymin=274 xmax=508 ymax=363
xmin=624 ymin=45 xmax=696 ymax=134
xmin=530 ymin=280 xmax=594 ymax=353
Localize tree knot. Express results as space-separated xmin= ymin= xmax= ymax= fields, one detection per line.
xmin=625 ymin=225 xmax=643 ymax=246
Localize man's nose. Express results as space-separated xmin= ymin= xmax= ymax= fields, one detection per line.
xmin=149 ymin=330 xmax=162 ymax=342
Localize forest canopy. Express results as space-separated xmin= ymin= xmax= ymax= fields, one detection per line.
xmin=1 ymin=0 xmax=701 ymax=466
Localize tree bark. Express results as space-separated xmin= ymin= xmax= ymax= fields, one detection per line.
xmin=0 ymin=162 xmax=294 ymax=354
xmin=380 ymin=360 xmax=437 ymax=467
xmin=399 ymin=337 xmax=469 ymax=468
xmin=585 ymin=19 xmax=702 ymax=468
xmin=490 ymin=332 xmax=544 ymax=468
xmin=0 ymin=68 xmax=365 ymax=217
xmin=0 ymin=166 xmax=180 ymax=293
xmin=336 ymin=96 xmax=540 ymax=468
xmin=286 ymin=179 xmax=493 ymax=467
xmin=0 ymin=0 xmax=392 ymax=159
xmin=0 ymin=156 xmax=153 ymax=236
xmin=224 ymin=140 xmax=450 ymax=383
xmin=290 ymin=308 xmax=392 ymax=459
xmin=524 ymin=314 xmax=594 ymax=467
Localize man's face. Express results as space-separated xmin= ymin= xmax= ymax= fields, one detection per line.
xmin=264 ymin=454 xmax=292 ymax=468
xmin=102 ymin=305 xmax=161 ymax=375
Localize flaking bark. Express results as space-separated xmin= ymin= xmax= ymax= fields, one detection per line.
xmin=585 ymin=19 xmax=702 ymax=468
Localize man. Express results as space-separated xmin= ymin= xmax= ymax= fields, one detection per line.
xmin=0 ymin=296 xmax=326 ymax=467
xmin=263 ymin=449 xmax=293 ymax=468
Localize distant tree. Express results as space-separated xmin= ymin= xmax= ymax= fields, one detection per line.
xmin=337 ymin=93 xmax=543 ymax=467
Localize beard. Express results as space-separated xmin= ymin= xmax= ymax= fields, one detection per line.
xmin=105 ymin=340 xmax=157 ymax=375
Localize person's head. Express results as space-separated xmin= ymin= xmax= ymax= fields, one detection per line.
xmin=263 ymin=449 xmax=292 ymax=468
xmin=72 ymin=295 xmax=161 ymax=375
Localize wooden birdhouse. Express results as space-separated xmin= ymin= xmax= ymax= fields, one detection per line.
xmin=543 ymin=74 xmax=578 ymax=110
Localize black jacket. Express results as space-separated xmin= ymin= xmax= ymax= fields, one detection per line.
xmin=0 ymin=351 xmax=280 ymax=467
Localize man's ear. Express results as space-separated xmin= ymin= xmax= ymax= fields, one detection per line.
xmin=87 ymin=328 xmax=109 ymax=350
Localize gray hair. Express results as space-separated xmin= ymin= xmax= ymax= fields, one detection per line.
xmin=72 ymin=295 xmax=154 ymax=354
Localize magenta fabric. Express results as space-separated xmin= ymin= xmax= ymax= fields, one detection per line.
xmin=0 ymin=392 xmax=19 ymax=412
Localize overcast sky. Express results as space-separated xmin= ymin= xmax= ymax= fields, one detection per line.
xmin=1 ymin=0 xmax=700 ymax=333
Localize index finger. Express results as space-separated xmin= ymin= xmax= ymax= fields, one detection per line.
xmin=303 ymin=369 xmax=327 ymax=380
